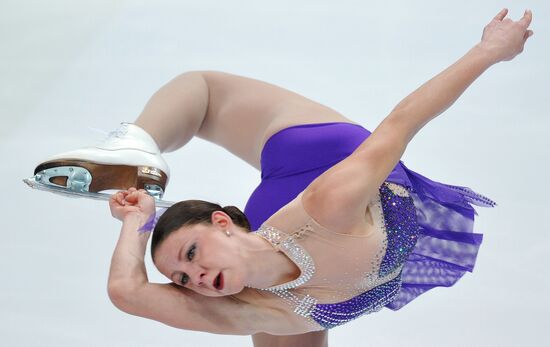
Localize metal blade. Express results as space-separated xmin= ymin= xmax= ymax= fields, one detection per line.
xmin=23 ymin=177 xmax=176 ymax=208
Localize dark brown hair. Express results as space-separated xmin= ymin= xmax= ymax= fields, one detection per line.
xmin=151 ymin=200 xmax=251 ymax=260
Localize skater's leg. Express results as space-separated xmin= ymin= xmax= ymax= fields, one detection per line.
xmin=134 ymin=72 xmax=209 ymax=153
xmin=136 ymin=70 xmax=353 ymax=169
xmin=29 ymin=72 xmax=208 ymax=196
xmin=252 ymin=331 xmax=328 ymax=347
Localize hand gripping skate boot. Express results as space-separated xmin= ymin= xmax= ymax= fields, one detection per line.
xmin=24 ymin=123 xmax=175 ymax=207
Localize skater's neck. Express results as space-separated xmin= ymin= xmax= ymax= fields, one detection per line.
xmin=240 ymin=232 xmax=301 ymax=289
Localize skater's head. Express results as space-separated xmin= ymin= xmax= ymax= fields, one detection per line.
xmin=151 ymin=200 xmax=252 ymax=297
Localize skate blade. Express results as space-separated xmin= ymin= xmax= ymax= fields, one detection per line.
xmin=23 ymin=177 xmax=175 ymax=208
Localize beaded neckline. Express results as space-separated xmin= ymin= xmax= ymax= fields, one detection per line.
xmin=254 ymin=224 xmax=316 ymax=291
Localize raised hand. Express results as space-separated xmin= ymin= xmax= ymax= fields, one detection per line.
xmin=479 ymin=8 xmax=533 ymax=63
xmin=109 ymin=187 xmax=156 ymax=224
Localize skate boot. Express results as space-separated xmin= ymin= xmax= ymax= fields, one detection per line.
xmin=24 ymin=123 xmax=175 ymax=207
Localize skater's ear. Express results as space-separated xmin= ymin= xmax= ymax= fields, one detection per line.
xmin=221 ymin=206 xmax=251 ymax=231
xmin=210 ymin=210 xmax=231 ymax=228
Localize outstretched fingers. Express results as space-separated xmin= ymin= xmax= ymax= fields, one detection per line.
xmin=480 ymin=9 xmax=533 ymax=62
xmin=518 ymin=9 xmax=533 ymax=29
xmin=519 ymin=10 xmax=534 ymax=44
xmin=494 ymin=8 xmax=508 ymax=21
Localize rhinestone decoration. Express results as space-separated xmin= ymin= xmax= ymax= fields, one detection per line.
xmin=254 ymin=182 xmax=421 ymax=330
xmin=377 ymin=182 xmax=420 ymax=277
xmin=255 ymin=225 xmax=316 ymax=291
xmin=442 ymin=183 xmax=497 ymax=207
xmin=311 ymin=277 xmax=401 ymax=329
xmin=255 ymin=224 xmax=320 ymax=328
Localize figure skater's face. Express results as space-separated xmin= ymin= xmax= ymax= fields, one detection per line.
xmin=153 ymin=211 xmax=247 ymax=297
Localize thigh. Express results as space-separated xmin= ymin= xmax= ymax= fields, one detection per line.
xmin=198 ymin=71 xmax=354 ymax=170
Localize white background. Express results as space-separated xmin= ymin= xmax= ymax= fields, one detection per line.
xmin=1 ymin=1 xmax=549 ymax=346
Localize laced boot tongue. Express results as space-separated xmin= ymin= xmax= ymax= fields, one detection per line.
xmin=88 ymin=123 xmax=127 ymax=140
xmin=97 ymin=123 xmax=161 ymax=155
xmin=107 ymin=123 xmax=129 ymax=139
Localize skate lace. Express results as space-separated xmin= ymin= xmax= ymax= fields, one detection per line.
xmin=88 ymin=124 xmax=129 ymax=144
xmin=107 ymin=123 xmax=129 ymax=139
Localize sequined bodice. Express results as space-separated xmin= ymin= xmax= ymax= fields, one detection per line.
xmin=254 ymin=182 xmax=420 ymax=330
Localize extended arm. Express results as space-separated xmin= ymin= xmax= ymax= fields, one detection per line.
xmin=304 ymin=9 xmax=533 ymax=232
xmin=388 ymin=9 xmax=533 ymax=144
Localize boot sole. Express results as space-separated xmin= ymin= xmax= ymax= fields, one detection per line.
xmin=34 ymin=160 xmax=168 ymax=193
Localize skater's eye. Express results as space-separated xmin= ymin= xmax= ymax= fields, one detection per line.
xmin=180 ymin=273 xmax=189 ymax=286
xmin=187 ymin=243 xmax=196 ymax=261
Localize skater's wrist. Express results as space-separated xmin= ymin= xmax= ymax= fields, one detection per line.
xmin=471 ymin=43 xmax=501 ymax=67
xmin=119 ymin=213 xmax=151 ymax=248
xmin=123 ymin=212 xmax=148 ymax=229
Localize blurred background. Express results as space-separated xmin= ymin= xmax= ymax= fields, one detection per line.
xmin=1 ymin=0 xmax=548 ymax=346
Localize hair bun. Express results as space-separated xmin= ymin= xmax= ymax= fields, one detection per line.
xmin=223 ymin=205 xmax=251 ymax=231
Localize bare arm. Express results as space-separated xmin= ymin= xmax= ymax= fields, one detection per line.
xmin=107 ymin=190 xmax=261 ymax=335
xmin=389 ymin=9 xmax=534 ymax=144
xmin=304 ymin=9 xmax=533 ymax=233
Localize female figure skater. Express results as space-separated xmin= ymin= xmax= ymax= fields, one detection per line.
xmin=37 ymin=9 xmax=533 ymax=347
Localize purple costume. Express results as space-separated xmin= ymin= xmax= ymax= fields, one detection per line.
xmin=244 ymin=122 xmax=495 ymax=329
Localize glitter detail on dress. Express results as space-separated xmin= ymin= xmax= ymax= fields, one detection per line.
xmin=254 ymin=182 xmax=421 ymax=330
xmin=311 ymin=277 xmax=401 ymax=329
xmin=442 ymin=183 xmax=497 ymax=207
xmin=255 ymin=224 xmax=320 ymax=328
xmin=377 ymin=182 xmax=420 ymax=277
xmin=256 ymin=224 xmax=316 ymax=291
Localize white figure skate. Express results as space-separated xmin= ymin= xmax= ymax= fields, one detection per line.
xmin=24 ymin=123 xmax=175 ymax=207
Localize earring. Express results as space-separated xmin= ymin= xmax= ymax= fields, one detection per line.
xmin=225 ymin=230 xmax=231 ymax=237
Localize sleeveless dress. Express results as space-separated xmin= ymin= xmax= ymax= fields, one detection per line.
xmin=243 ymin=122 xmax=495 ymax=330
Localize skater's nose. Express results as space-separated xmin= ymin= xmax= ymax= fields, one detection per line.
xmin=187 ymin=264 xmax=207 ymax=287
